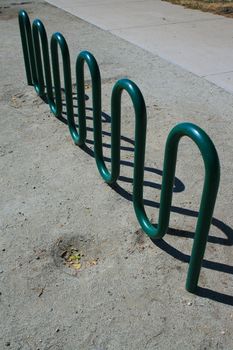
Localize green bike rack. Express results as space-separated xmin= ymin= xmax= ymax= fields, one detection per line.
xmin=18 ymin=10 xmax=220 ymax=293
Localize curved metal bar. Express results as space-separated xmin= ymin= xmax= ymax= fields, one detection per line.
xmin=109 ymin=79 xmax=147 ymax=184
xmin=75 ymin=50 xmax=101 ymax=146
xmin=50 ymin=32 xmax=79 ymax=144
xmin=18 ymin=10 xmax=221 ymax=294
xmin=32 ymin=19 xmax=51 ymax=98
xmin=76 ymin=57 xmax=147 ymax=184
xmin=49 ymin=32 xmax=70 ymax=119
xmin=133 ymin=122 xmax=220 ymax=292
xmin=18 ymin=10 xmax=36 ymax=85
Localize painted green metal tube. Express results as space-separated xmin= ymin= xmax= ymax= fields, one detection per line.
xmin=110 ymin=79 xmax=147 ymax=185
xmin=75 ymin=51 xmax=101 ymax=146
xmin=76 ymin=56 xmax=147 ymax=184
xmin=32 ymin=19 xmax=51 ymax=98
xmin=49 ymin=33 xmax=67 ymax=119
xmin=18 ymin=9 xmax=221 ymax=294
xmin=133 ymin=122 xmax=220 ymax=292
xmin=50 ymin=33 xmax=86 ymax=145
xmin=18 ymin=10 xmax=36 ymax=86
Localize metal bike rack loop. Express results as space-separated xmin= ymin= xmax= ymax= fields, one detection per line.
xmin=18 ymin=10 xmax=220 ymax=293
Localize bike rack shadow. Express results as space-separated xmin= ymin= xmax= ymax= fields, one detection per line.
xmin=61 ymin=100 xmax=233 ymax=306
xmin=18 ymin=8 xmax=232 ymax=304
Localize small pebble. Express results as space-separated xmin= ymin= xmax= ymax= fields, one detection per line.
xmin=55 ymin=328 xmax=60 ymax=333
xmin=5 ymin=341 xmax=10 ymax=347
xmin=187 ymin=302 xmax=192 ymax=306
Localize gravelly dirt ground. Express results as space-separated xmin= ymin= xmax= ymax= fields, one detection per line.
xmin=0 ymin=1 xmax=232 ymax=349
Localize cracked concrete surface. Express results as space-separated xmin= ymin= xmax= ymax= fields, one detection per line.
xmin=46 ymin=0 xmax=233 ymax=93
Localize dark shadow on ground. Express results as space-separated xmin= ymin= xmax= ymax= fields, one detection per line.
xmin=58 ymin=93 xmax=233 ymax=305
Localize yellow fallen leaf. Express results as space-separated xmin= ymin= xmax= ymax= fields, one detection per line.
xmin=72 ymin=263 xmax=81 ymax=269
xmin=68 ymin=254 xmax=81 ymax=261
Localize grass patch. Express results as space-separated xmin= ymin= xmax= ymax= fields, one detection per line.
xmin=162 ymin=0 xmax=233 ymax=17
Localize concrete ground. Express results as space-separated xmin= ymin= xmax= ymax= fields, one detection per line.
xmin=46 ymin=0 xmax=233 ymax=94
xmin=0 ymin=0 xmax=233 ymax=349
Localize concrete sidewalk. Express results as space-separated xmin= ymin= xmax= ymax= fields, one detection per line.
xmin=46 ymin=0 xmax=233 ymax=93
